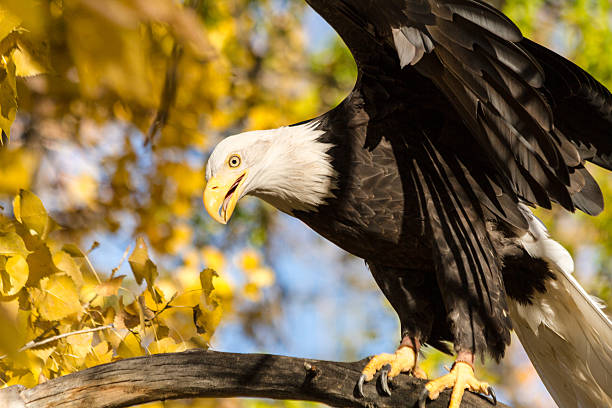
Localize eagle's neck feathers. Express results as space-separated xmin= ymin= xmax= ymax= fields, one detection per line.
xmin=247 ymin=122 xmax=337 ymax=214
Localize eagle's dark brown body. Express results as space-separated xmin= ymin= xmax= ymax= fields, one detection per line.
xmin=294 ymin=78 xmax=516 ymax=358
xmin=294 ymin=33 xmax=611 ymax=359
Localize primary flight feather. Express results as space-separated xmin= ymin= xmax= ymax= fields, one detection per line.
xmin=204 ymin=1 xmax=612 ymax=407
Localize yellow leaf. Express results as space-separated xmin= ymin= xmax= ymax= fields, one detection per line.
xmin=148 ymin=337 xmax=178 ymax=355
xmin=1 ymin=0 xmax=45 ymax=38
xmin=211 ymin=273 xmax=233 ymax=302
xmin=0 ymin=148 xmax=38 ymax=194
xmin=12 ymin=372 xmax=37 ymax=388
xmin=65 ymin=5 xmax=156 ymax=107
xmin=28 ymin=346 xmax=54 ymax=365
xmin=13 ymin=189 xmax=57 ymax=237
xmin=61 ymin=243 xmax=85 ymax=258
xmin=52 ymin=250 xmax=84 ymax=287
xmin=117 ymin=333 xmax=144 ymax=359
xmin=113 ymin=306 xmax=140 ymax=331
xmin=193 ymin=267 xmax=223 ymax=343
xmin=193 ymin=303 xmax=222 ymax=343
xmin=0 ymin=7 xmax=21 ymax=41
xmin=25 ymin=239 xmax=61 ymax=285
xmin=188 ymin=335 xmax=209 ymax=351
xmin=0 ymin=231 xmax=30 ymax=258
xmin=12 ymin=34 xmax=50 ymax=77
xmin=36 ymin=275 xmax=82 ymax=321
xmin=199 ymin=268 xmax=218 ymax=299
xmin=66 ymin=331 xmax=93 ymax=359
xmin=0 ymin=295 xmax=18 ymax=318
xmin=128 ymin=237 xmax=158 ymax=287
xmin=0 ymin=254 xmax=28 ymax=296
xmin=155 ymin=277 xmax=178 ymax=301
xmin=134 ymin=290 xmax=157 ymax=322
xmin=143 ymin=285 xmax=169 ymax=311
xmin=85 ymin=341 xmax=113 ymax=367
xmin=96 ymin=275 xmax=125 ymax=297
xmin=0 ymin=303 xmax=24 ymax=356
xmin=0 ymin=57 xmax=17 ymax=140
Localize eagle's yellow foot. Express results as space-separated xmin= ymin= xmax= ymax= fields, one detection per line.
xmin=356 ymin=346 xmax=426 ymax=397
xmin=418 ymin=361 xmax=496 ymax=408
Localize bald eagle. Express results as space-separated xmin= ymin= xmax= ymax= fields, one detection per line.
xmin=203 ymin=1 xmax=612 ymax=407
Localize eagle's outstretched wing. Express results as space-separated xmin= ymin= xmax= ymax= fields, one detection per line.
xmin=305 ymin=2 xmax=612 ymax=405
xmin=306 ymin=0 xmax=612 ymax=216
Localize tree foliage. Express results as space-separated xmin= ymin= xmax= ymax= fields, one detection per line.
xmin=0 ymin=189 xmax=226 ymax=389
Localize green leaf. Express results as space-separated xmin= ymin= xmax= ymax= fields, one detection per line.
xmin=0 ymin=231 xmax=30 ymax=257
xmin=128 ymin=237 xmax=158 ymax=287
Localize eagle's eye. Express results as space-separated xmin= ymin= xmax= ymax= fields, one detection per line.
xmin=228 ymin=154 xmax=241 ymax=168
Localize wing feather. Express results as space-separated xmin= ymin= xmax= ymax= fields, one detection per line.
xmin=409 ymin=137 xmax=512 ymax=359
xmin=306 ymin=0 xmax=611 ymax=216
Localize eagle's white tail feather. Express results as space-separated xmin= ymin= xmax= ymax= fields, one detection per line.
xmin=510 ymin=205 xmax=612 ymax=407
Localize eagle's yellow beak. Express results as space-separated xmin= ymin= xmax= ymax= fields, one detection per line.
xmin=203 ymin=171 xmax=248 ymax=224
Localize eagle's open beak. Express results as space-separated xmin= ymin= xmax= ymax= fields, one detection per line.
xmin=204 ymin=171 xmax=248 ymax=224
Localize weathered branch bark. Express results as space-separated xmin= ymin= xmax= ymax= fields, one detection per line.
xmin=0 ymin=350 xmax=508 ymax=408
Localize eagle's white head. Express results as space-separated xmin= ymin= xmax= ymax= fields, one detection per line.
xmin=204 ymin=122 xmax=337 ymax=223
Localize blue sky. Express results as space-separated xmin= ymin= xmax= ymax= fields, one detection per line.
xmin=303 ymin=7 xmax=336 ymax=52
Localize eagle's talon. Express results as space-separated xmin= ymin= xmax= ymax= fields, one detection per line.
xmin=379 ymin=363 xmax=392 ymax=396
xmin=356 ymin=374 xmax=366 ymax=397
xmin=487 ymin=386 xmax=496 ymax=406
xmin=412 ymin=366 xmax=428 ymax=380
xmin=422 ymin=361 xmax=491 ymax=408
xmin=418 ymin=387 xmax=429 ymax=408
xmin=357 ymin=345 xmax=422 ymax=396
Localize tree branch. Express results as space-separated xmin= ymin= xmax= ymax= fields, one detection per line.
xmin=0 ymin=350 xmax=508 ymax=408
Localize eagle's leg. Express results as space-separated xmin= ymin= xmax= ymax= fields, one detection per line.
xmin=356 ymin=337 xmax=426 ymax=397
xmin=359 ymin=263 xmax=436 ymax=397
xmin=418 ymin=351 xmax=496 ymax=408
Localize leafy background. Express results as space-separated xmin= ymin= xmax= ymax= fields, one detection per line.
xmin=0 ymin=1 xmax=610 ymax=407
